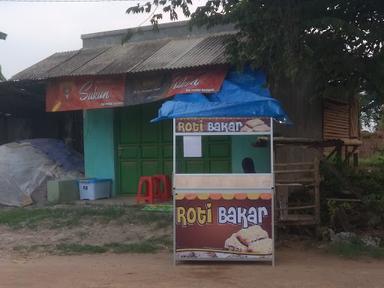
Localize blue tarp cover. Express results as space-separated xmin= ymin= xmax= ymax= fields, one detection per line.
xmin=22 ymin=138 xmax=84 ymax=173
xmin=152 ymin=68 xmax=291 ymax=123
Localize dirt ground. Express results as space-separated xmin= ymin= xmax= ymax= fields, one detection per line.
xmin=0 ymin=222 xmax=170 ymax=255
xmin=0 ymin=247 xmax=383 ymax=288
xmin=0 ymin=205 xmax=173 ymax=256
xmin=0 ymin=205 xmax=383 ymax=287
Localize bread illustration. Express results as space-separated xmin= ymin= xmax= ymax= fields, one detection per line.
xmin=246 ymin=119 xmax=264 ymax=127
xmin=224 ymin=234 xmax=248 ymax=252
xmin=224 ymin=225 xmax=272 ymax=255
xmin=248 ymin=238 xmax=272 ymax=254
xmin=235 ymin=225 xmax=268 ymax=245
xmin=240 ymin=125 xmax=253 ymax=132
xmin=240 ymin=118 xmax=269 ymax=132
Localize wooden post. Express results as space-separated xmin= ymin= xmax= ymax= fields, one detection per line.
xmin=353 ymin=152 xmax=359 ymax=167
xmin=314 ymin=157 xmax=321 ymax=225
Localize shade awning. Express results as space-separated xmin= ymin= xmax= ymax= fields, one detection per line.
xmin=152 ymin=68 xmax=291 ymax=123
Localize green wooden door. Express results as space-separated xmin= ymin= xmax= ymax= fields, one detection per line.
xmin=117 ymin=103 xmax=172 ymax=195
xmin=117 ymin=103 xmax=232 ymax=194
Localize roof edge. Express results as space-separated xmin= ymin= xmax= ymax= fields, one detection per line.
xmin=81 ymin=20 xmax=190 ymax=40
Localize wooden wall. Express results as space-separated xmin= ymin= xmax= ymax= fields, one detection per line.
xmin=271 ymin=72 xmax=324 ymax=164
xmin=323 ymin=97 xmax=360 ymax=140
xmin=269 ymin=71 xmax=360 ymax=164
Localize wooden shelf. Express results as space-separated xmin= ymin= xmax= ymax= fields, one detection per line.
xmin=276 ymin=178 xmax=317 ymax=184
xmin=275 ymin=159 xmax=320 ymax=227
xmin=275 ymin=183 xmax=315 ymax=187
xmin=275 ymin=169 xmax=315 ymax=174
xmin=278 ymin=205 xmax=316 ymax=210
xmin=278 ymin=214 xmax=317 ymax=226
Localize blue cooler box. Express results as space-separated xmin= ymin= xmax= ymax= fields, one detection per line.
xmin=79 ymin=178 xmax=112 ymax=200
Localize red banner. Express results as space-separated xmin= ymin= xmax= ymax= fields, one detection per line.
xmin=175 ymin=192 xmax=273 ymax=261
xmin=166 ymin=67 xmax=227 ymax=97
xmin=46 ymin=76 xmax=125 ymax=112
xmin=46 ymin=67 xmax=227 ymax=112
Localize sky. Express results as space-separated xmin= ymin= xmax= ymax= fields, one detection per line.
xmin=0 ymin=1 xmax=202 ymax=79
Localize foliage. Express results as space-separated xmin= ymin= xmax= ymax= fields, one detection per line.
xmin=0 ymin=67 xmax=5 ymax=81
xmin=359 ymin=150 xmax=384 ymax=166
xmin=0 ymin=205 xmax=172 ymax=230
xmin=0 ymin=31 xmax=6 ymax=81
xmin=327 ymin=236 xmax=384 ymax=258
xmin=127 ymin=0 xmax=384 ymax=122
xmin=321 ymin=160 xmax=384 ymax=231
xmin=13 ymin=236 xmax=172 ymax=255
xmin=56 ymin=243 xmax=108 ymax=254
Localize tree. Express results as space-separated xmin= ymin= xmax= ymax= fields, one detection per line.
xmin=0 ymin=31 xmax=6 ymax=81
xmin=127 ymin=1 xmax=384 ymax=127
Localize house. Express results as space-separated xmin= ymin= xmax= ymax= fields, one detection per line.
xmin=0 ymin=80 xmax=82 ymax=150
xmin=9 ymin=21 xmax=361 ymax=200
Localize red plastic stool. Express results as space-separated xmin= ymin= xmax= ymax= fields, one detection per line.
xmin=136 ymin=176 xmax=157 ymax=204
xmin=153 ymin=175 xmax=172 ymax=201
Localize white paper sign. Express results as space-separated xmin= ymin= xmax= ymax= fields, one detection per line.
xmin=183 ymin=136 xmax=202 ymax=157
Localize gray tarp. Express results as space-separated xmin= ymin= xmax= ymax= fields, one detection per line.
xmin=0 ymin=139 xmax=83 ymax=207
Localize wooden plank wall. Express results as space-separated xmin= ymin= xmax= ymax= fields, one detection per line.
xmin=269 ymin=71 xmax=360 ymax=164
xmin=323 ymin=97 xmax=360 ymax=140
xmin=349 ymin=97 xmax=360 ymax=139
xmin=271 ymin=72 xmax=323 ymax=163
xmin=323 ymin=100 xmax=350 ymax=140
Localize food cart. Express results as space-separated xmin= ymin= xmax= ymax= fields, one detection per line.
xmin=153 ymin=67 xmax=289 ymax=265
xmin=173 ymin=117 xmax=275 ymax=264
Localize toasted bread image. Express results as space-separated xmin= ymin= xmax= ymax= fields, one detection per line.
xmin=240 ymin=125 xmax=253 ymax=132
xmin=245 ymin=119 xmax=265 ymax=127
xmin=248 ymin=238 xmax=272 ymax=254
xmin=240 ymin=118 xmax=269 ymax=132
xmin=224 ymin=225 xmax=272 ymax=255
xmin=252 ymin=124 xmax=269 ymax=132
xmin=224 ymin=234 xmax=248 ymax=252
xmin=235 ymin=225 xmax=269 ymax=245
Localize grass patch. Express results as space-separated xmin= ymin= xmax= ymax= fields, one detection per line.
xmin=105 ymin=235 xmax=173 ymax=253
xmin=12 ymin=235 xmax=173 ymax=255
xmin=327 ymin=238 xmax=384 ymax=259
xmin=0 ymin=205 xmax=172 ymax=230
xmin=56 ymin=243 xmax=107 ymax=254
xmin=105 ymin=241 xmax=158 ymax=254
xmin=359 ymin=152 xmax=384 ymax=167
xmin=13 ymin=244 xmax=52 ymax=253
xmin=0 ymin=208 xmax=71 ymax=229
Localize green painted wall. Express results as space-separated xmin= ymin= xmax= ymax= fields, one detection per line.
xmin=231 ymin=136 xmax=271 ymax=173
xmin=83 ymin=109 xmax=117 ymax=195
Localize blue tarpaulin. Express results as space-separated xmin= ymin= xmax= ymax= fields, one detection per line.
xmin=152 ymin=68 xmax=291 ymax=123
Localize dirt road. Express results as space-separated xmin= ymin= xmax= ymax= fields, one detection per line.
xmin=1 ymin=247 xmax=383 ymax=288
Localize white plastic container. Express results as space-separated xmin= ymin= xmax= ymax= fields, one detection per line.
xmin=79 ymin=178 xmax=112 ymax=200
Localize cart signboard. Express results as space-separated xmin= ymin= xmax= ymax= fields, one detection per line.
xmin=176 ymin=192 xmax=272 ymax=261
xmin=173 ymin=117 xmax=275 ymax=264
xmin=175 ymin=117 xmax=270 ymax=134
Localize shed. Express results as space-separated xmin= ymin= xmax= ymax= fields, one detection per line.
xmin=7 ymin=21 xmax=361 ymax=201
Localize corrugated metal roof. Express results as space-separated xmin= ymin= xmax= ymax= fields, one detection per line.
xmin=12 ymin=51 xmax=77 ymax=80
xmin=170 ymin=34 xmax=230 ymax=69
xmin=100 ymin=39 xmax=171 ymax=75
xmin=130 ymin=37 xmax=205 ymax=72
xmin=11 ymin=33 xmax=233 ymax=81
xmin=47 ymin=47 xmax=109 ymax=78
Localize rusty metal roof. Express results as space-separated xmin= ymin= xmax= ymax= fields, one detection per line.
xmin=11 ymin=33 xmax=234 ymax=81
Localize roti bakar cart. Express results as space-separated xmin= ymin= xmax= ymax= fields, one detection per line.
xmin=153 ymin=68 xmax=289 ymax=265
xmin=173 ymin=117 xmax=275 ymax=264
